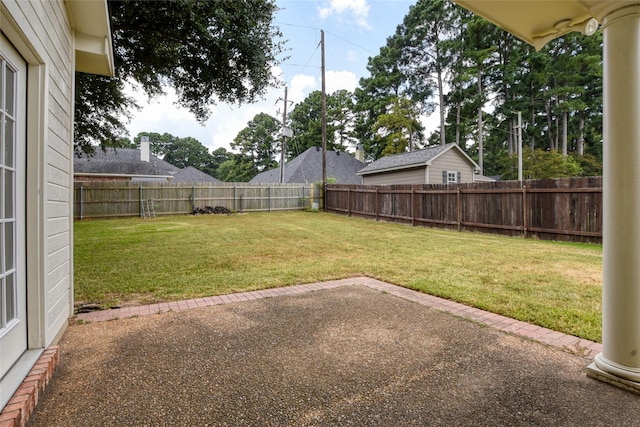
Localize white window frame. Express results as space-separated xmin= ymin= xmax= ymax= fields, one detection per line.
xmin=446 ymin=171 xmax=458 ymax=184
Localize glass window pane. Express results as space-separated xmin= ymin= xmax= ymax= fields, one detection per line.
xmin=3 ymin=170 xmax=13 ymax=219
xmin=4 ymin=117 xmax=13 ymax=168
xmin=4 ymin=222 xmax=13 ymax=271
xmin=0 ymin=114 xmax=4 ymax=166
xmin=5 ymin=273 xmax=14 ymax=323
xmin=0 ymin=221 xmax=3 ymax=273
xmin=5 ymin=67 xmax=14 ymax=117
xmin=0 ymin=168 xmax=3 ymax=221
xmin=0 ymin=277 xmax=4 ymax=329
xmin=0 ymin=62 xmax=4 ymax=111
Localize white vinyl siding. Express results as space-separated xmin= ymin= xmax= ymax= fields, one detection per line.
xmin=3 ymin=0 xmax=74 ymax=347
xmin=362 ymin=167 xmax=426 ymax=185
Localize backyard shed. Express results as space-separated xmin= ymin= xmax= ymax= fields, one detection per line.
xmin=0 ymin=0 xmax=114 ymax=410
xmin=357 ymin=143 xmax=492 ymax=185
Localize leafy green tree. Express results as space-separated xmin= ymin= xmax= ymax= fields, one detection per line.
xmin=288 ymin=91 xmax=327 ymax=158
xmin=74 ymin=74 xmax=136 ymax=156
xmin=501 ymin=148 xmax=583 ymax=180
xmin=231 ymin=113 xmax=280 ymax=172
xmin=163 ymin=137 xmax=215 ymax=173
xmin=372 ymin=97 xmax=424 ymax=156
xmin=327 ymin=90 xmax=358 ymax=151
xmin=399 ymin=0 xmax=457 ymax=145
xmin=208 ymin=148 xmax=233 ymax=179
xmin=75 ymin=0 xmax=285 ymax=154
xmin=217 ymin=154 xmax=258 ymax=182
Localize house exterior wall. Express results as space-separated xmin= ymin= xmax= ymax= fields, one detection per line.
xmin=1 ymin=0 xmax=75 ymax=407
xmin=427 ymin=149 xmax=475 ymax=184
xmin=361 ymin=167 xmax=426 ymax=185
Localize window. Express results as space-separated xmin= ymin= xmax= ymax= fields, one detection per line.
xmin=443 ymin=170 xmax=460 ymax=184
xmin=1 ymin=54 xmax=17 ymax=332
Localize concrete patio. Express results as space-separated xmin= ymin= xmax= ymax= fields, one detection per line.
xmin=22 ymin=278 xmax=640 ymax=426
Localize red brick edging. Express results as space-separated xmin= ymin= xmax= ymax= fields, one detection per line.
xmin=0 ymin=277 xmax=603 ymax=425
xmin=0 ymin=346 xmax=60 ymax=427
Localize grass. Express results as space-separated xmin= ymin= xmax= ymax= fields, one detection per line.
xmin=74 ymin=211 xmax=603 ymax=342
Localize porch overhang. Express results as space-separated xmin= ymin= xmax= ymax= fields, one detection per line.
xmin=66 ymin=0 xmax=114 ymax=76
xmin=451 ymin=1 xmax=634 ymax=51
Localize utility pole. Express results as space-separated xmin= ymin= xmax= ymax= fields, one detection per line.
xmin=321 ymin=29 xmax=327 ymax=209
xmin=477 ymin=73 xmax=483 ymax=176
xmin=277 ymin=86 xmax=292 ymax=184
xmin=517 ymin=111 xmax=523 ymax=183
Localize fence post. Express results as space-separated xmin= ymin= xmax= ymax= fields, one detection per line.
xmin=523 ymin=184 xmax=528 ymax=239
xmin=411 ymin=188 xmax=415 ymax=227
xmin=233 ymin=186 xmax=237 ymax=212
xmin=139 ymin=185 xmax=143 ymax=218
xmin=79 ymin=185 xmax=84 ymax=220
xmin=268 ymin=186 xmax=271 ymax=212
xmin=457 ymin=186 xmax=461 ymax=232
xmin=191 ymin=185 xmax=196 ymax=213
xmin=347 ymin=188 xmax=351 ymax=217
xmin=375 ymin=187 xmax=379 ymax=221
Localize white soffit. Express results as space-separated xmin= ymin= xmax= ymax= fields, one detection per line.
xmin=66 ymin=0 xmax=114 ymax=76
xmin=451 ymin=1 xmax=635 ymax=50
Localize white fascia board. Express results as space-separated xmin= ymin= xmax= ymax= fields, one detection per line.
xmin=357 ymin=163 xmax=427 ymax=176
xmin=66 ymin=0 xmax=114 ymax=76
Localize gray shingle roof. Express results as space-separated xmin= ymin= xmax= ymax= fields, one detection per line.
xmin=171 ymin=166 xmax=221 ymax=183
xmin=358 ymin=143 xmax=463 ymax=175
xmin=250 ymin=147 xmax=365 ymax=184
xmin=74 ymin=148 xmax=180 ymax=177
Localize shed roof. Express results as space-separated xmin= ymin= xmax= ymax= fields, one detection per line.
xmin=358 ymin=143 xmax=479 ymax=176
xmin=250 ymin=147 xmax=365 ymax=184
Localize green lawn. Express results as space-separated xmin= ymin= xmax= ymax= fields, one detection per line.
xmin=74 ymin=211 xmax=603 ymax=342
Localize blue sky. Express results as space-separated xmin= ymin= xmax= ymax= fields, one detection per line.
xmin=125 ymin=0 xmax=416 ymax=153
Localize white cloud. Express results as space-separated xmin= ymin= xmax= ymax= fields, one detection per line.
xmin=289 ymin=74 xmax=318 ymax=103
xmin=318 ymin=0 xmax=371 ymax=29
xmin=325 ymin=70 xmax=358 ymax=94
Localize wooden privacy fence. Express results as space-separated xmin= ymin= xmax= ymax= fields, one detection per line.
xmin=325 ymin=177 xmax=603 ymax=243
xmin=74 ymin=182 xmax=321 ymax=219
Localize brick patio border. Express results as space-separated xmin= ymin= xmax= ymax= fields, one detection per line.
xmin=0 ymin=347 xmax=59 ymax=427
xmin=2 ymin=276 xmax=602 ymax=426
xmin=75 ymin=276 xmax=602 ymax=357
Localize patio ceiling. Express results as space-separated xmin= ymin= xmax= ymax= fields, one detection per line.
xmin=451 ymin=1 xmax=634 ymax=50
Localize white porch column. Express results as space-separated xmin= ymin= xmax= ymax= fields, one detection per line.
xmin=588 ymin=4 xmax=640 ymax=390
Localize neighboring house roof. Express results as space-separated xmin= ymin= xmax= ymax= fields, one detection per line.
xmin=172 ymin=166 xmax=221 ymax=183
xmin=357 ymin=143 xmax=480 ymax=175
xmin=74 ymin=148 xmax=179 ymax=179
xmin=250 ymin=147 xmax=365 ymax=184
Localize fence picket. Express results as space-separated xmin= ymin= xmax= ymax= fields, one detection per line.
xmin=74 ymin=182 xmax=317 ymax=219
xmin=326 ymin=178 xmax=602 ymax=244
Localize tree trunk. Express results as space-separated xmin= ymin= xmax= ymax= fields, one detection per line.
xmin=577 ymin=112 xmax=585 ymax=155
xmin=546 ymin=101 xmax=555 ymax=150
xmin=562 ymin=111 xmax=568 ymax=156
xmin=438 ymin=66 xmax=446 ymax=145
xmin=477 ymin=71 xmax=483 ymax=175
xmin=456 ymin=103 xmax=461 ymax=145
